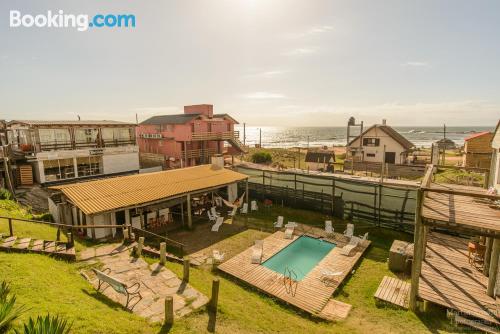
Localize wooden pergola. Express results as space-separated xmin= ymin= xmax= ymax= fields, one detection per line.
xmin=409 ymin=165 xmax=500 ymax=322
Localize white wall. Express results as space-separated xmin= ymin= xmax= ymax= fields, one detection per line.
xmin=103 ymin=152 xmax=140 ymax=174
xmin=86 ymin=213 xmax=112 ymax=239
xmin=349 ymin=127 xmax=407 ymax=164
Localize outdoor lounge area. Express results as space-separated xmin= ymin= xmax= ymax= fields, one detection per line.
xmin=218 ymin=224 xmax=370 ymax=320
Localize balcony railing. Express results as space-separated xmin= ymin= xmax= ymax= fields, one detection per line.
xmin=181 ymin=148 xmax=217 ymax=159
xmin=191 ymin=131 xmax=239 ymax=141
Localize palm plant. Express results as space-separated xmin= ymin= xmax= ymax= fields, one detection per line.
xmin=0 ymin=281 xmax=26 ymax=333
xmin=17 ymin=315 xmax=72 ymax=334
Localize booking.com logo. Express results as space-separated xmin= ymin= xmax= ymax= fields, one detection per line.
xmin=9 ymin=10 xmax=136 ymax=32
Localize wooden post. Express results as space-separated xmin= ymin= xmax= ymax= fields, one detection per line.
xmin=180 ymin=201 xmax=185 ymax=227
xmin=483 ymin=237 xmax=493 ymax=276
xmin=183 ymin=259 xmax=190 ymax=283
xmin=66 ymin=232 xmax=73 ymax=248
xmin=56 ymin=227 xmax=61 ymax=241
xmin=160 ymin=242 xmax=167 ymax=265
xmin=187 ymin=193 xmax=192 ymax=229
xmin=487 ymin=238 xmax=499 ymax=297
xmin=210 ymin=278 xmax=220 ymax=311
xmin=139 ymin=209 xmax=144 ymax=229
xmin=90 ymin=215 xmax=96 ymax=239
xmin=409 ymin=188 xmax=425 ymax=311
xmin=137 ymin=237 xmax=145 ymax=256
xmin=164 ymin=296 xmax=174 ymax=325
xmin=8 ymin=217 xmax=13 ymax=236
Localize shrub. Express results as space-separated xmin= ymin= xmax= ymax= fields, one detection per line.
xmin=0 ymin=281 xmax=26 ymax=332
xmin=17 ymin=314 xmax=72 ymax=334
xmin=32 ymin=213 xmax=53 ymax=222
xmin=251 ymin=152 xmax=272 ymax=164
xmin=0 ymin=188 xmax=12 ymax=200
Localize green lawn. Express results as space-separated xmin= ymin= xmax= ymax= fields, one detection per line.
xmin=0 ymin=200 xmax=471 ymax=333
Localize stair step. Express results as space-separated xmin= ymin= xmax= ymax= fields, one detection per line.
xmin=1 ymin=236 xmax=17 ymax=248
xmin=44 ymin=241 xmax=56 ymax=253
xmin=31 ymin=240 xmax=44 ymax=251
xmin=15 ymin=238 xmax=31 ymax=250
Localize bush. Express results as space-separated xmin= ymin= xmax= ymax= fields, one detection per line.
xmin=0 ymin=188 xmax=12 ymax=200
xmin=32 ymin=213 xmax=53 ymax=222
xmin=17 ymin=314 xmax=72 ymax=334
xmin=251 ymin=152 xmax=272 ymax=164
xmin=0 ymin=281 xmax=26 ymax=332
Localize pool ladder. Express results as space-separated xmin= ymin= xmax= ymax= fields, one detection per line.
xmin=283 ymin=266 xmax=298 ymax=297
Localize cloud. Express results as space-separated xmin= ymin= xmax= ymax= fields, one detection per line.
xmin=243 ymin=70 xmax=289 ymax=79
xmin=240 ymin=92 xmax=287 ymax=99
xmin=283 ymin=48 xmax=317 ymax=56
xmin=402 ymin=61 xmax=429 ymax=67
xmin=287 ymin=25 xmax=334 ymax=38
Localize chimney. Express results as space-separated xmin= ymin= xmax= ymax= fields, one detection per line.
xmin=184 ymin=104 xmax=213 ymax=118
xmin=211 ymin=154 xmax=224 ymax=169
xmin=382 ymin=119 xmax=387 ymax=125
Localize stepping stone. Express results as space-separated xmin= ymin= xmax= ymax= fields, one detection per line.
xmin=44 ymin=241 xmax=56 ymax=253
xmin=31 ymin=240 xmax=44 ymax=251
xmin=1 ymin=236 xmax=17 ymax=248
xmin=55 ymin=243 xmax=67 ymax=252
xmin=15 ymin=238 xmax=31 ymax=250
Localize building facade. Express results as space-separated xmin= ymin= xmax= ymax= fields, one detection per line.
xmin=347 ymin=122 xmax=414 ymax=165
xmin=7 ymin=120 xmax=139 ymax=185
xmin=463 ymin=132 xmax=493 ymax=168
xmin=489 ymin=121 xmax=500 ymax=192
xmin=137 ymin=104 xmax=245 ymax=168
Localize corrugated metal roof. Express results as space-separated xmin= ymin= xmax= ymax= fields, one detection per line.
xmin=140 ymin=114 xmax=200 ymax=125
xmin=464 ymin=131 xmax=491 ymax=141
xmin=50 ymin=165 xmax=247 ymax=215
xmin=8 ymin=120 xmax=135 ymax=127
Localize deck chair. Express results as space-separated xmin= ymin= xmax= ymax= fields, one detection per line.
xmin=251 ymin=240 xmax=263 ymax=264
xmin=340 ymin=236 xmax=361 ymax=256
xmin=325 ymin=220 xmax=334 ymax=236
xmin=320 ymin=269 xmax=343 ymax=284
xmin=211 ymin=217 xmax=224 ymax=232
xmin=207 ymin=211 xmax=216 ymax=222
xmin=343 ymin=223 xmax=354 ymax=238
xmin=211 ymin=206 xmax=220 ymax=218
xmin=360 ymin=232 xmax=368 ymax=240
xmin=241 ymin=203 xmax=248 ymax=214
xmin=284 ymin=224 xmax=295 ymax=239
xmin=251 ymin=200 xmax=258 ymax=211
xmin=212 ymin=250 xmax=225 ymax=263
xmin=274 ymin=216 xmax=284 ymax=228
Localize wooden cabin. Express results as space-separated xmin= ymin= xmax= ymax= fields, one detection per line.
xmin=305 ymin=150 xmax=335 ymax=171
xmin=463 ymin=131 xmax=493 ymax=168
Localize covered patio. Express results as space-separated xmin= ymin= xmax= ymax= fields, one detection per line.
xmin=409 ymin=165 xmax=500 ymax=328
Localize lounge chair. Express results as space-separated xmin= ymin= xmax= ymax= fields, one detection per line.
xmin=360 ymin=232 xmax=368 ymax=240
xmin=325 ymin=220 xmax=334 ymax=236
xmin=251 ymin=240 xmax=263 ymax=264
xmin=274 ymin=216 xmax=284 ymax=228
xmin=284 ymin=224 xmax=295 ymax=239
xmin=211 ymin=216 xmax=224 ymax=232
xmin=207 ymin=211 xmax=216 ymax=222
xmin=320 ymin=269 xmax=343 ymax=284
xmin=251 ymin=200 xmax=258 ymax=211
xmin=241 ymin=203 xmax=248 ymax=214
xmin=343 ymin=223 xmax=354 ymax=238
xmin=212 ymin=250 xmax=225 ymax=263
xmin=211 ymin=206 xmax=220 ymax=218
xmin=340 ymin=236 xmax=361 ymax=256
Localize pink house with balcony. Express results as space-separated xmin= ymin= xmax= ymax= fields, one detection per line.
xmin=137 ymin=104 xmax=245 ymax=168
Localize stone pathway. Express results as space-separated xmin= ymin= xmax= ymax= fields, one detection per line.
xmin=80 ymin=244 xmax=208 ymax=322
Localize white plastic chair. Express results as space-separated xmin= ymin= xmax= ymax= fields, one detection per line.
xmin=251 ymin=240 xmax=263 ymax=264
xmin=241 ymin=203 xmax=248 ymax=214
xmin=211 ymin=216 xmax=224 ymax=232
xmin=251 ymin=200 xmax=258 ymax=211
xmin=320 ymin=269 xmax=343 ymax=282
xmin=343 ymin=223 xmax=354 ymax=238
xmin=325 ymin=220 xmax=334 ymax=236
xmin=213 ymin=250 xmax=225 ymax=263
xmin=340 ymin=236 xmax=361 ymax=255
xmin=284 ymin=225 xmax=295 ymax=239
xmin=207 ymin=211 xmax=216 ymax=222
xmin=274 ymin=216 xmax=284 ymax=228
xmin=211 ymin=206 xmax=220 ymax=218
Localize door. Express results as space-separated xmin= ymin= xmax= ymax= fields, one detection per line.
xmin=385 ymin=152 xmax=396 ymax=164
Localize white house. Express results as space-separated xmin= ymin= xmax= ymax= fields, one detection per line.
xmin=347 ymin=122 xmax=414 ymax=164
xmin=489 ymin=120 xmax=500 ymax=192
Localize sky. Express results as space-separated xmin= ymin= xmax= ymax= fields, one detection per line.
xmin=0 ymin=0 xmax=499 ymax=126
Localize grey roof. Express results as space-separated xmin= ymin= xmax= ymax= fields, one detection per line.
xmin=348 ymin=124 xmax=414 ymax=150
xmin=305 ymin=151 xmax=335 ymax=163
xmin=141 ymin=113 xmax=239 ymax=125
xmin=140 ymin=114 xmax=201 ymax=125
xmin=8 ymin=120 xmax=135 ymax=127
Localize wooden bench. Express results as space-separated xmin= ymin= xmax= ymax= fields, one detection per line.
xmin=92 ymin=268 xmax=142 ymax=309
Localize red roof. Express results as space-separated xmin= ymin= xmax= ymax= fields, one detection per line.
xmin=464 ymin=131 xmax=490 ymax=141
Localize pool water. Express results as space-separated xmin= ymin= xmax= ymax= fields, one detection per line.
xmin=262 ymin=236 xmax=336 ymax=281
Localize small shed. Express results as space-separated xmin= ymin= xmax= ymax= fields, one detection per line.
xmin=305 ymin=151 xmax=335 ymax=171
xmin=463 ymin=132 xmax=493 ymax=168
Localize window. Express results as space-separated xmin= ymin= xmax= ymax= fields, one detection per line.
xmin=362 ymin=138 xmax=380 ymax=147
xmin=76 ymin=156 xmax=103 ymax=176
xmin=43 ymin=158 xmax=75 ymax=181
xmin=74 ymin=128 xmax=98 ymax=145
xmin=101 ymin=127 xmax=132 ymax=145
xmin=38 ymin=128 xmax=71 ymax=149
xmin=366 ymin=153 xmax=376 ymax=157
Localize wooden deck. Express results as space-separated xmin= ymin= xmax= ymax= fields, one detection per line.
xmin=218 ymin=229 xmax=370 ymax=320
xmin=419 ymin=233 xmax=499 ymax=325
xmin=374 ymin=276 xmax=410 ymax=309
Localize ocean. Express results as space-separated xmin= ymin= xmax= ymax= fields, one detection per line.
xmin=234 ymin=126 xmax=495 ymax=149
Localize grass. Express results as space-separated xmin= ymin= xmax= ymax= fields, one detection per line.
xmin=434 ymin=168 xmax=485 ymax=187
xmin=0 ymin=201 xmax=472 ymax=333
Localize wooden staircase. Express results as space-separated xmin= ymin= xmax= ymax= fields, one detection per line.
xmin=0 ymin=233 xmax=76 ymax=261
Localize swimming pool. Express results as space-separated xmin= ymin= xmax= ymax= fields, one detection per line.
xmin=262 ymin=236 xmax=336 ymax=281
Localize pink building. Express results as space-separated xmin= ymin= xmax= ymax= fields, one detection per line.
xmin=137 ymin=104 xmax=245 ymax=168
